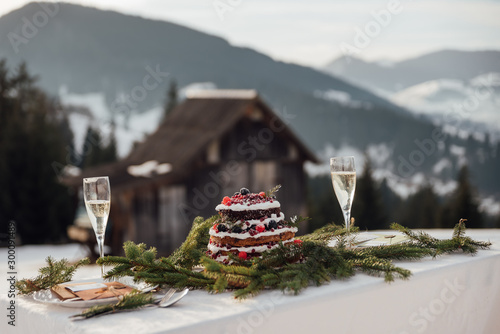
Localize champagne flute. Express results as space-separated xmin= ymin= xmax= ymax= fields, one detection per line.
xmin=330 ymin=157 xmax=356 ymax=233
xmin=83 ymin=176 xmax=110 ymax=277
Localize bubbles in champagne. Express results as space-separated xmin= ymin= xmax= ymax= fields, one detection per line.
xmin=331 ymin=171 xmax=356 ymax=211
xmin=87 ymin=200 xmax=110 ymax=218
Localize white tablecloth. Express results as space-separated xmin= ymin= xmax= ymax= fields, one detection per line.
xmin=2 ymin=229 xmax=500 ymax=334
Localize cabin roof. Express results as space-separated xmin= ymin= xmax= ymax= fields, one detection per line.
xmin=67 ymin=90 xmax=318 ymax=189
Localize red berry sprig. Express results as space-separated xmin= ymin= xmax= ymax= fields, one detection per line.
xmin=238 ymin=251 xmax=248 ymax=260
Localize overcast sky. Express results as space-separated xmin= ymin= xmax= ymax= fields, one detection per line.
xmin=1 ymin=0 xmax=499 ymax=67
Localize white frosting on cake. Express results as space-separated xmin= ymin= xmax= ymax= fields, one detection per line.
xmin=215 ymin=201 xmax=281 ymax=212
xmin=209 ymin=225 xmax=297 ymax=239
xmin=208 ymin=239 xmax=294 ymax=254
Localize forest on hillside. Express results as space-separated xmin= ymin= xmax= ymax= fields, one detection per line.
xmin=307 ymin=158 xmax=498 ymax=232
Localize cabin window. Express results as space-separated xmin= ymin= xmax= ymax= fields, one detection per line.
xmin=252 ymin=161 xmax=276 ymax=191
xmin=288 ymin=144 xmax=298 ymax=160
xmin=207 ymin=139 xmax=220 ymax=164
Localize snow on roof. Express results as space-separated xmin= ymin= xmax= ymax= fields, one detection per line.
xmin=127 ymin=160 xmax=172 ymax=178
xmin=186 ymin=89 xmax=258 ymax=99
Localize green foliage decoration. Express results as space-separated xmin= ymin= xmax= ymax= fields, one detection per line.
xmin=16 ymin=257 xmax=90 ymax=295
xmin=95 ymin=216 xmax=490 ymax=301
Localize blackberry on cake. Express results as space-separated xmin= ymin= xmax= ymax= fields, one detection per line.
xmin=206 ymin=187 xmax=298 ymax=263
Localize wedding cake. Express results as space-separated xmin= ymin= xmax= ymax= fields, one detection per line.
xmin=206 ymin=187 xmax=298 ymax=263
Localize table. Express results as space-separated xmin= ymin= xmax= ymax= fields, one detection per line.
xmin=2 ymin=230 xmax=500 ymax=334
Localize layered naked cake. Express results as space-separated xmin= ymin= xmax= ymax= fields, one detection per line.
xmin=206 ymin=187 xmax=298 ymax=263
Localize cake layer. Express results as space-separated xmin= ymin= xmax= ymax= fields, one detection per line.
xmin=207 ymin=238 xmax=294 ymax=255
xmin=210 ymin=229 xmax=297 ymax=246
xmin=219 ymin=208 xmax=281 ymax=221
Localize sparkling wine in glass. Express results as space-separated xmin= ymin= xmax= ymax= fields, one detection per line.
xmin=330 ymin=157 xmax=356 ymax=233
xmin=83 ymin=176 xmax=110 ymax=277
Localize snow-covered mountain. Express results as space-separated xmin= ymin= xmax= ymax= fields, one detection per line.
xmin=323 ymin=50 xmax=500 ymax=140
xmin=390 ymin=73 xmax=500 ymax=140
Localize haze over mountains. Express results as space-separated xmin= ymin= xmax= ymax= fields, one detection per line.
xmin=323 ymin=50 xmax=500 ymax=139
xmin=1 ymin=2 xmax=499 ymax=213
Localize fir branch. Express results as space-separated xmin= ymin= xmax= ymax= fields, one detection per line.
xmin=348 ymin=255 xmax=411 ymax=282
xmin=265 ymin=184 xmax=282 ymax=197
xmin=453 ymin=219 xmax=467 ymax=239
xmin=391 ymin=221 xmax=491 ymax=257
xmin=390 ymin=223 xmax=440 ymax=249
xmin=301 ymin=223 xmax=359 ymax=244
xmin=288 ymin=215 xmax=311 ymax=228
xmin=16 ymin=257 xmax=90 ymax=295
xmin=354 ymin=244 xmax=434 ymax=261
xmin=71 ymin=292 xmax=155 ymax=320
xmin=168 ymin=216 xmax=216 ymax=268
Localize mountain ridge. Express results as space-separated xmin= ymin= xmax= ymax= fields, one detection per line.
xmin=323 ymin=49 xmax=500 ymax=93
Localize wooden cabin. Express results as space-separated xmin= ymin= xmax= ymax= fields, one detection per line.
xmin=70 ymin=90 xmax=318 ymax=255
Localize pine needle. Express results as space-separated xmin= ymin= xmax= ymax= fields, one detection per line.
xmin=16 ymin=257 xmax=90 ymax=295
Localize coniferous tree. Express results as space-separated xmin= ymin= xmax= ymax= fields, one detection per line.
xmin=163 ymin=79 xmax=178 ymax=120
xmin=307 ymin=175 xmax=343 ymax=230
xmin=56 ymin=102 xmax=77 ymax=166
xmin=351 ymin=156 xmax=387 ymax=230
xmin=379 ymin=178 xmax=402 ymax=223
xmin=0 ymin=60 xmax=73 ymax=243
xmin=399 ymin=184 xmax=441 ymax=228
xmin=101 ymin=129 xmax=118 ymax=164
xmin=80 ymin=125 xmax=117 ymax=168
xmin=440 ymin=165 xmax=483 ymax=228
xmin=81 ymin=126 xmax=103 ymax=168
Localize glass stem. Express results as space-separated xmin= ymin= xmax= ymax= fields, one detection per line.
xmin=96 ymin=233 xmax=104 ymax=278
xmin=343 ymin=210 xmax=351 ymax=234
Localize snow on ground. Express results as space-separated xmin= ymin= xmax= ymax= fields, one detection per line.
xmin=433 ymin=158 xmax=452 ymax=175
xmin=305 ymin=143 xmax=364 ymax=176
xmin=389 ymin=73 xmax=500 ymax=140
xmin=61 ymin=82 xmax=223 ymax=159
xmin=314 ymin=89 xmax=372 ymax=109
xmin=480 ymin=196 xmax=500 ymax=216
xmin=59 ymin=89 xmax=164 ymax=158
xmin=112 ymin=106 xmax=163 ymax=157
xmin=449 ymin=144 xmax=467 ymax=166
xmin=59 ymin=87 xmax=110 ymax=120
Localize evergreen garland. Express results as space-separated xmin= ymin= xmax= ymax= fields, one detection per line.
xmin=95 ymin=217 xmax=491 ymax=300
xmin=16 ymin=257 xmax=90 ymax=295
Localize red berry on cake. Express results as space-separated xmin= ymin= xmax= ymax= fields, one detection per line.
xmin=222 ymin=196 xmax=231 ymax=205
xmin=259 ymin=191 xmax=266 ymax=198
xmin=256 ymin=224 xmax=265 ymax=232
xmin=238 ymin=251 xmax=247 ymax=260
